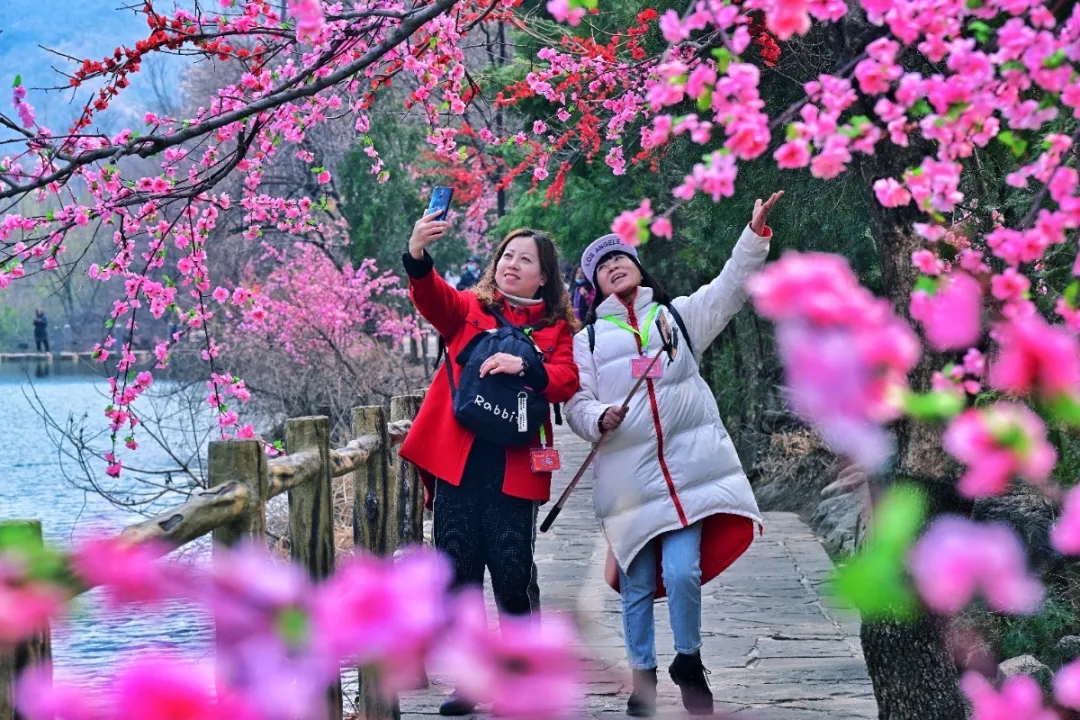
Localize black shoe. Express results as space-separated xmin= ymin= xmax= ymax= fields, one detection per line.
xmin=668 ymin=652 xmax=714 ymax=715
xmin=439 ymin=693 xmax=477 ymax=716
xmin=626 ymin=668 xmax=658 ymax=717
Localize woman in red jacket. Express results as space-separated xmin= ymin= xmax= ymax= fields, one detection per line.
xmin=401 ymin=212 xmax=580 ymax=716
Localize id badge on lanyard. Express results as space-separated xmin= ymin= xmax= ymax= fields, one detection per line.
xmin=602 ymin=305 xmax=664 ymax=380
xmin=530 ymin=425 xmax=561 ymax=473
xmin=631 ymin=356 xmax=662 ymax=379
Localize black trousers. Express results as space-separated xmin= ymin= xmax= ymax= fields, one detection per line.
xmin=35 ymin=337 xmax=49 ymax=352
xmin=433 ymin=438 xmax=539 ymax=618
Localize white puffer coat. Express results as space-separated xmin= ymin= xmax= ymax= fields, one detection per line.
xmin=566 ymin=225 xmax=770 ymax=583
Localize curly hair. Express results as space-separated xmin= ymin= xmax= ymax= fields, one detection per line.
xmin=472 ymin=228 xmax=577 ymax=330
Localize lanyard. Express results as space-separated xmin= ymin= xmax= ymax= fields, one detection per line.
xmin=539 ymin=425 xmax=550 ymax=448
xmin=601 ymin=304 xmax=661 ymax=354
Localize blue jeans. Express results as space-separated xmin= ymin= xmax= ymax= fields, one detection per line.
xmin=618 ymin=521 xmax=703 ymax=670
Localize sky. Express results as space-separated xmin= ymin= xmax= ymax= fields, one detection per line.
xmin=0 ymin=1 xmax=192 ymax=135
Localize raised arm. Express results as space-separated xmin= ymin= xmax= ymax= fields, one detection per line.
xmin=673 ymin=225 xmax=771 ymax=353
xmin=402 ymin=211 xmax=470 ymax=339
xmin=672 ymin=191 xmax=782 ymax=354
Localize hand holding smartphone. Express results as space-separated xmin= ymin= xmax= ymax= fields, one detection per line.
xmin=409 ymin=186 xmax=454 ymax=259
xmin=426 ymin=185 xmax=454 ymax=221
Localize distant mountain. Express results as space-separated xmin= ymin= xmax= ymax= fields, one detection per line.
xmin=0 ymin=1 xmax=190 ymax=136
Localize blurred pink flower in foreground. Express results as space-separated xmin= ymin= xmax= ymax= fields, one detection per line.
xmin=909 ymin=272 xmax=982 ymax=351
xmin=7 ymin=537 xmax=586 ymax=720
xmin=989 ymin=315 xmax=1080 ymax=401
xmin=16 ymin=656 xmax=261 ymax=720
xmin=941 ymin=403 xmax=1056 ymax=498
xmin=433 ymin=590 xmax=584 ymax=719
xmin=312 ymin=548 xmax=452 ymax=695
xmin=70 ymin=536 xmax=178 ymax=608
xmin=1050 ymin=486 xmax=1080 ymax=555
xmin=0 ymin=558 xmax=67 ymax=644
xmin=1055 ymin=659 xmax=1080 ymax=710
xmin=749 ymin=251 xmax=920 ymax=471
xmin=962 ymin=671 xmax=1059 ymax=720
xmin=909 ymin=516 xmax=1044 ymax=616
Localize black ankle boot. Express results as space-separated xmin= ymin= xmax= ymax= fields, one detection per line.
xmin=668 ymin=651 xmax=714 ymax=715
xmin=626 ymin=667 xmax=658 ymax=717
xmin=439 ymin=692 xmax=477 ymax=716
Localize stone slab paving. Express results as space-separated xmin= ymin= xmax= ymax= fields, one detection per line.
xmin=390 ymin=428 xmax=877 ymax=720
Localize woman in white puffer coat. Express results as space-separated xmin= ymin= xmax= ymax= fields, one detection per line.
xmin=565 ymin=192 xmax=782 ymax=718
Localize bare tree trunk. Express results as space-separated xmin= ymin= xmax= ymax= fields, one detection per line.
xmin=852 ymin=83 xmax=970 ymax=720
xmin=825 ymin=7 xmax=971 ymax=715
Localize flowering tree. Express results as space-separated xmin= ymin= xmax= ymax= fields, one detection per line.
xmin=4 ymin=0 xmax=1080 ymax=715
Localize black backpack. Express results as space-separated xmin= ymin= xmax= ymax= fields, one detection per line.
xmin=445 ymin=312 xmax=550 ymax=446
xmin=586 ymin=302 xmax=694 ymax=356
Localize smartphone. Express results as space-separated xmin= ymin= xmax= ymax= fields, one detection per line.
xmin=427 ymin=186 xmax=454 ymax=221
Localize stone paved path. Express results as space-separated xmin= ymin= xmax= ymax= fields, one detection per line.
xmin=395 ymin=428 xmax=878 ymax=719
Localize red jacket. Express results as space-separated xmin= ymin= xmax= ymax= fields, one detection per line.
xmin=399 ymin=253 xmax=580 ymax=505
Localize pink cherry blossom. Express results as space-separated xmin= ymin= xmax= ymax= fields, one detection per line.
xmin=873 ymin=177 xmax=911 ymax=207
xmin=749 ymin=251 xmax=920 ymax=470
xmin=964 ymin=348 xmax=986 ymax=377
xmin=765 ymin=0 xmax=812 ymax=40
xmin=911 ymin=249 xmax=942 ymax=275
xmin=311 ymin=549 xmax=451 ymax=695
xmin=961 ymin=671 xmax=1058 ymax=720
xmin=611 ymin=199 xmax=653 ymax=246
xmin=287 ymin=0 xmax=325 ymax=42
xmin=909 ymin=516 xmax=1044 ymax=615
xmin=1055 ymin=659 xmax=1080 ymax=710
xmin=433 ymin=590 xmax=584 ymax=719
xmin=909 ymin=272 xmax=981 ymax=351
xmin=774 ymin=141 xmax=811 ymax=169
xmin=991 ymin=267 xmax=1031 ymax=303
xmin=650 ymin=216 xmax=673 ymax=240
xmin=942 ymin=403 xmax=1057 ymax=498
xmin=989 ymin=315 xmax=1080 ymax=401
xmin=70 ymin=536 xmax=179 ymax=607
xmin=0 ymin=568 xmax=66 ymax=644
xmin=546 ymin=0 xmax=585 ymax=25
xmin=14 ymin=665 xmax=99 ymax=720
xmin=1050 ymin=486 xmax=1080 ymax=555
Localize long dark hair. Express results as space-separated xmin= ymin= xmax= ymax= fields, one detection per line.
xmin=584 ymin=251 xmax=672 ymax=325
xmin=472 ymin=228 xmax=577 ymax=329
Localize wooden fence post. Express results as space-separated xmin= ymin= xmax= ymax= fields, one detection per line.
xmin=207 ymin=439 xmax=267 ymax=699
xmin=0 ymin=521 xmax=51 ymax=720
xmin=209 ymin=439 xmax=268 ymax=548
xmin=284 ymin=416 xmax=342 ymax=720
xmin=350 ymin=406 xmax=399 ymax=719
xmin=390 ymin=395 xmax=425 ymax=547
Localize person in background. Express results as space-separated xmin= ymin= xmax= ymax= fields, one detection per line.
xmin=443 ymin=263 xmax=462 ymax=289
xmin=33 ymin=309 xmax=49 ymax=353
xmin=455 ymin=255 xmax=482 ymax=291
xmin=566 ymin=191 xmax=783 ymax=717
xmin=569 ymin=266 xmax=594 ymax=325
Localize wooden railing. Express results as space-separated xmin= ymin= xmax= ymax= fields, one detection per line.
xmin=0 ymin=396 xmax=426 ymax=720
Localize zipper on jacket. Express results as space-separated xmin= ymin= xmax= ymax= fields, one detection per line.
xmin=620 ymin=294 xmax=689 ymax=527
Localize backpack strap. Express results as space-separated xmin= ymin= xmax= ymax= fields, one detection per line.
xmin=662 ymin=301 xmax=695 ymax=357
xmin=444 ymin=347 xmax=458 ymax=398
xmin=433 ymin=334 xmax=447 ymax=370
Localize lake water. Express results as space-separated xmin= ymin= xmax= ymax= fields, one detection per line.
xmin=0 ymin=359 xmax=212 ymax=683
